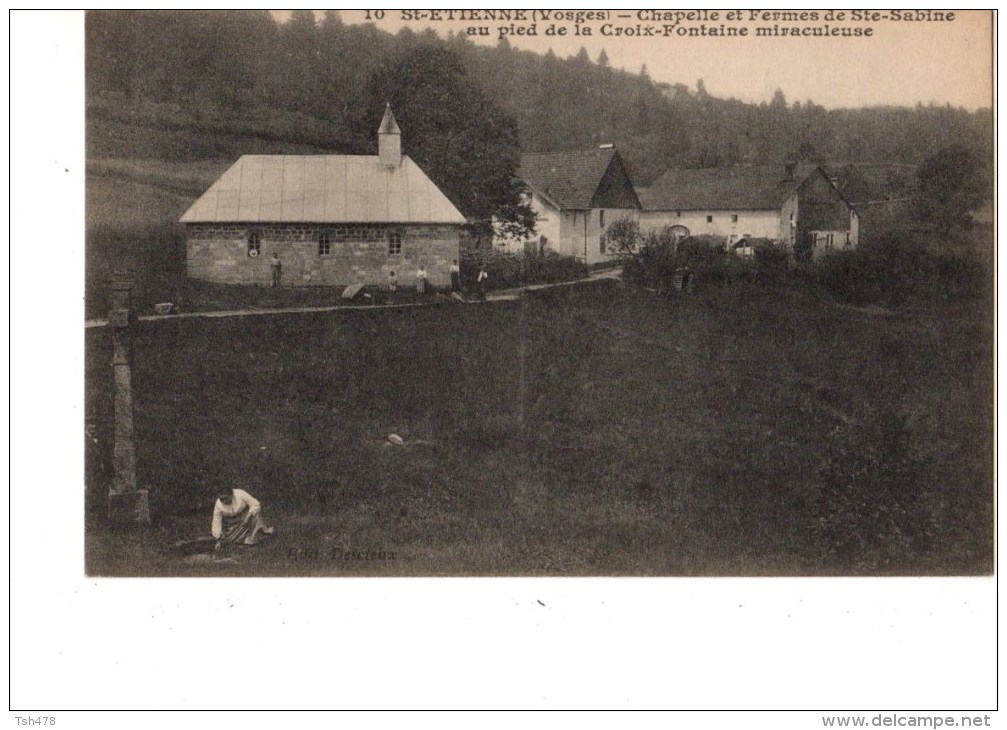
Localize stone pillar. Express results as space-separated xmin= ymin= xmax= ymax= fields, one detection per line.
xmin=107 ymin=279 xmax=150 ymax=524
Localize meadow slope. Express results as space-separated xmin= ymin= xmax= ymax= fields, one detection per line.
xmin=85 ymin=281 xmax=992 ymax=576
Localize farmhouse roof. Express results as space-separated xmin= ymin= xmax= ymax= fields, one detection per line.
xmin=519 ymin=147 xmax=639 ymax=210
xmin=180 ymin=154 xmax=466 ymax=225
xmin=639 ymin=164 xmax=822 ymax=211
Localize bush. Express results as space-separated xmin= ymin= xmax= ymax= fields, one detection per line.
xmin=459 ymin=249 xmax=588 ymax=291
xmin=601 ymin=217 xmax=644 ymax=259
xmin=621 ymin=231 xmax=676 ymax=289
xmin=810 ymin=230 xmax=988 ymax=307
xmin=753 ymin=242 xmax=791 ymax=282
xmin=621 ymin=232 xmax=763 ymax=292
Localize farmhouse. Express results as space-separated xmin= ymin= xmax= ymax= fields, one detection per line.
xmin=637 ymin=164 xmax=859 ymax=257
xmin=497 ymin=145 xmax=642 ymax=265
xmin=180 ymin=105 xmax=466 ymax=288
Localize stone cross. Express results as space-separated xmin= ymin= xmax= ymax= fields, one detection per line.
xmin=107 ymin=279 xmax=150 ymax=524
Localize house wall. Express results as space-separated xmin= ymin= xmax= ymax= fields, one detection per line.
xmin=530 ymin=192 xmax=563 ymax=254
xmin=563 ymin=207 xmax=638 ymax=265
xmin=805 ymin=210 xmax=859 ymax=259
xmin=186 ymin=223 xmax=460 ymax=287
xmin=640 ymin=209 xmax=782 ymax=245
xmin=779 ymin=195 xmax=799 ymax=248
xmin=496 ymin=192 xmax=635 ymax=265
xmin=559 ymin=206 xmax=636 ymax=263
xmin=494 ymin=191 xmax=561 ymax=256
xmin=794 ymin=171 xmax=859 ymax=258
xmin=798 ymin=171 xmax=852 ymax=232
xmin=806 ymin=230 xmax=856 ymax=259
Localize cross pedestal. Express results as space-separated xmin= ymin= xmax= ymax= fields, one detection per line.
xmin=107 ymin=279 xmax=150 ymax=524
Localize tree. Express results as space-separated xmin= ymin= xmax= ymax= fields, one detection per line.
xmin=276 ymin=10 xmax=321 ymax=114
xmin=915 ymin=145 xmax=987 ymax=233
xmin=601 ymin=216 xmax=643 ymax=259
xmin=796 ymin=141 xmax=822 ymax=162
xmin=360 ymin=45 xmax=533 ymax=237
xmin=834 ymin=165 xmax=872 ymax=207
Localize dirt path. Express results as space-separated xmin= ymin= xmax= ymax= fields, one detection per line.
xmin=83 ymin=268 xmax=622 ymax=329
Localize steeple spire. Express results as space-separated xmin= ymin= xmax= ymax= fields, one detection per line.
xmin=378 ymin=103 xmax=402 ymax=168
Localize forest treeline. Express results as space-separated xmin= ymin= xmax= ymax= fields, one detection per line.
xmin=86 ymin=10 xmax=991 ymax=194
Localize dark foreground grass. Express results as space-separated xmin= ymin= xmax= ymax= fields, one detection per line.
xmin=84 ymin=281 xmax=993 ymax=576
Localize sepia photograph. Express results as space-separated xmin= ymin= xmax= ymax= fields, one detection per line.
xmin=9 ymin=7 xmax=996 ymax=716
xmin=79 ymin=9 xmax=993 ymax=578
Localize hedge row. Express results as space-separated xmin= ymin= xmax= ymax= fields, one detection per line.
xmin=459 ymin=249 xmax=589 ymax=291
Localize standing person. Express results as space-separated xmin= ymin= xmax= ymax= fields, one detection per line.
xmin=211 ymin=488 xmax=274 ymax=547
xmin=477 ymin=264 xmax=489 ymax=300
xmin=449 ymin=259 xmax=461 ymax=293
xmin=388 ymin=270 xmax=397 ymax=293
xmin=270 ymin=253 xmax=282 ymax=287
xmin=416 ymin=265 xmax=428 ymax=295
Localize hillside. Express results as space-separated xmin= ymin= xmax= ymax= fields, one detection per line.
xmin=86 ymin=10 xmax=992 ymax=187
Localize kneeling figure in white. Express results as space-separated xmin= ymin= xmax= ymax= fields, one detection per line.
xmin=211 ymin=488 xmax=275 ymax=546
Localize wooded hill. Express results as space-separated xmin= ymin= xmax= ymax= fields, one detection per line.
xmin=86 ymin=10 xmax=991 ymax=205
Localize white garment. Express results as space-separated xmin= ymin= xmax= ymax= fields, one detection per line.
xmin=211 ymin=488 xmax=261 ymax=539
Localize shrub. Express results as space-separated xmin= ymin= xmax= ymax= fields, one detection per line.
xmin=459 ymin=248 xmax=588 ymax=291
xmin=809 ymin=230 xmax=987 ymax=307
xmin=816 ymin=233 xmax=923 ymax=305
xmin=753 ymin=242 xmax=791 ymax=282
xmin=620 ymin=230 xmax=676 ymax=288
xmin=621 ymin=232 xmax=762 ymax=292
xmin=676 ymin=236 xmax=747 ymax=288
xmin=601 ymin=216 xmax=644 ymax=259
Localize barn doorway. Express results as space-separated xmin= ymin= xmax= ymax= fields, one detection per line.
xmin=669 ymin=225 xmax=690 ymax=241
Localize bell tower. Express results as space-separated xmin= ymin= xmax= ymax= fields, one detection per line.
xmin=377 ymin=103 xmax=402 ymax=169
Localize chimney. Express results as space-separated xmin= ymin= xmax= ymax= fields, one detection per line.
xmin=377 ymin=103 xmax=402 ymax=169
xmin=783 ymin=162 xmax=797 ymax=182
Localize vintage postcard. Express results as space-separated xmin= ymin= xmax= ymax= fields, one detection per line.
xmin=11 ymin=8 xmax=996 ymax=715
xmin=80 ymin=9 xmax=993 ymax=578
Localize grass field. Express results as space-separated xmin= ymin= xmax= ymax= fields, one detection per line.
xmin=84 ymin=279 xmax=993 ymax=576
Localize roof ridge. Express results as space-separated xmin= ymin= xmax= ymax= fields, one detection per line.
xmin=179 ymin=154 xmax=463 ymax=224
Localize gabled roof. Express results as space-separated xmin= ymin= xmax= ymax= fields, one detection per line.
xmin=519 ymin=148 xmax=636 ymax=210
xmin=640 ymin=165 xmax=821 ymax=211
xmin=180 ymin=155 xmax=465 ymax=225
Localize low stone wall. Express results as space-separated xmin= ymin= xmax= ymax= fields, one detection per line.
xmin=186 ymin=223 xmax=461 ymax=288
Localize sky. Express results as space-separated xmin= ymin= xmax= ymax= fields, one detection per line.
xmin=275 ymin=9 xmax=992 ymax=111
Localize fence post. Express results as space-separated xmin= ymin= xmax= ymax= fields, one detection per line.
xmin=107 ymin=278 xmax=150 ymax=524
